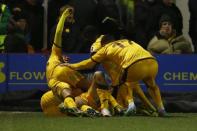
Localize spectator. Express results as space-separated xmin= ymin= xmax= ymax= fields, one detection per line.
xmin=146 ymin=0 xmax=183 ymax=42
xmin=0 ymin=2 xmax=11 ymax=52
xmin=80 ymin=25 xmax=99 ymax=53
xmin=66 ymin=0 xmax=99 ymax=53
xmin=188 ymin=0 xmax=197 ymax=53
xmin=19 ymin=0 xmax=44 ymax=52
xmin=4 ymin=10 xmax=29 ymax=53
xmin=134 ymin=0 xmax=159 ymax=49
xmin=96 ymin=0 xmax=122 ymax=38
xmin=147 ymin=14 xmax=193 ymax=54
xmin=161 ymin=0 xmax=183 ymax=36
xmin=68 ymin=0 xmax=98 ymax=30
xmin=159 ymin=0 xmax=183 ymax=36
xmin=116 ymin=0 xmax=135 ymax=39
xmin=4 ymin=10 xmax=34 ymax=53
xmin=3 ymin=0 xmax=21 ymax=11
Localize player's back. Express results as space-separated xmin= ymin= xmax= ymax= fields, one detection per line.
xmin=94 ymin=39 xmax=154 ymax=69
xmin=46 ymin=46 xmax=62 ymax=81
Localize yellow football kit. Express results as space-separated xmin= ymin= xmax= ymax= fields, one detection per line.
xmin=91 ymin=40 xmax=154 ymax=68
xmin=92 ymin=40 xmax=164 ymax=111
xmin=40 ymin=90 xmax=63 ymax=116
xmin=46 ymin=7 xmax=87 ymax=95
xmin=70 ymin=40 xmax=154 ymax=73
xmin=79 ymin=88 xmax=119 ymax=111
xmin=47 ymin=54 xmax=85 ymax=98
xmin=90 ymin=38 xmax=156 ymax=110
xmin=40 ymin=87 xmax=83 ymax=116
xmin=70 ymin=39 xmax=164 ymax=111
xmin=41 ymin=8 xmax=88 ymax=115
xmin=91 ymin=35 xmax=123 ymax=85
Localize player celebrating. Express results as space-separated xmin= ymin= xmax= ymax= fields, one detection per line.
xmin=67 ymin=35 xmax=166 ymax=117
xmin=90 ymin=35 xmax=157 ymax=116
xmin=42 ymin=6 xmax=90 ymax=116
xmin=41 ymin=71 xmax=123 ymax=117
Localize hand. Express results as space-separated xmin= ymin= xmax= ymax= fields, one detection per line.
xmin=62 ymin=7 xmax=73 ymax=17
xmin=62 ymin=8 xmax=75 ymax=23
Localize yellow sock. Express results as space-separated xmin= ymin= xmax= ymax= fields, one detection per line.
xmin=101 ymin=99 xmax=109 ymax=109
xmin=135 ymin=87 xmax=156 ymax=111
xmin=148 ymin=88 xmax=164 ymax=110
xmin=80 ymin=105 xmax=92 ymax=112
xmin=64 ymin=97 xmax=77 ymax=108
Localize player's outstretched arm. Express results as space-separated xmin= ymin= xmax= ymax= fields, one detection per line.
xmin=69 ymin=58 xmax=97 ymax=70
xmin=54 ymin=8 xmax=73 ymax=48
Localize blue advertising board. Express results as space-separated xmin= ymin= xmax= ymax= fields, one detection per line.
xmin=0 ymin=54 xmax=197 ymax=93
xmin=155 ymin=55 xmax=197 ymax=92
xmin=7 ymin=54 xmax=48 ymax=92
xmin=0 ymin=54 xmax=7 ymax=93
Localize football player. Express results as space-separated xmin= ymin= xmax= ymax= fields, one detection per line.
xmin=42 ymin=6 xmax=90 ymax=116
xmin=67 ymin=35 xmax=166 ymax=116
xmin=41 ymin=71 xmax=123 ymax=117
xmin=90 ymin=35 xmax=157 ymax=116
xmin=75 ymin=71 xmax=124 ymax=117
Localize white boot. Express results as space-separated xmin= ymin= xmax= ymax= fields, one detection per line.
xmin=125 ymin=102 xmax=136 ymax=116
xmin=101 ymin=108 xmax=112 ymax=117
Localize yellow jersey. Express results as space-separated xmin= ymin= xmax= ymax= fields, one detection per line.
xmin=90 ymin=36 xmax=124 ymax=86
xmin=92 ymin=39 xmax=154 ymax=69
xmin=46 ymin=46 xmax=84 ymax=88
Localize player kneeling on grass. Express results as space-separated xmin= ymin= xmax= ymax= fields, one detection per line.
xmin=43 ymin=6 xmax=91 ymax=116
xmin=41 ymin=89 xmax=83 ymax=116
xmin=41 ymin=71 xmax=123 ymax=117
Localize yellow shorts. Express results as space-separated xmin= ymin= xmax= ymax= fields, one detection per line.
xmin=48 ymin=79 xmax=71 ymax=99
xmin=126 ymin=58 xmax=158 ymax=83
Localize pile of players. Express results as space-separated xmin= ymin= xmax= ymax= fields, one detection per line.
xmin=40 ymin=6 xmax=167 ymax=117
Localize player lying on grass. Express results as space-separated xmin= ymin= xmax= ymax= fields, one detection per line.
xmin=66 ymin=35 xmax=167 ymax=117
xmin=41 ymin=7 xmax=124 ymax=117
xmin=90 ymin=35 xmax=157 ymax=116
xmin=41 ymin=71 xmax=124 ymax=117
xmin=44 ymin=6 xmax=91 ymax=116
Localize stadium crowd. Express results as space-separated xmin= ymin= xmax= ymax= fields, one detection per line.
xmin=0 ymin=0 xmax=197 ymax=117
xmin=0 ymin=0 xmax=196 ymax=54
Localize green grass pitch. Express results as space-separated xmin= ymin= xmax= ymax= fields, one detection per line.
xmin=0 ymin=112 xmax=197 ymax=131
